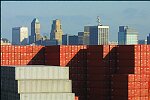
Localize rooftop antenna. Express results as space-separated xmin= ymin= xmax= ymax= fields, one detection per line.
xmin=97 ymin=16 xmax=102 ymax=26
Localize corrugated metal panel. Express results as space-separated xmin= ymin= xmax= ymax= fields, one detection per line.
xmin=20 ymin=93 xmax=75 ymax=100
xmin=15 ymin=66 xmax=69 ymax=79
xmin=18 ymin=80 xmax=72 ymax=93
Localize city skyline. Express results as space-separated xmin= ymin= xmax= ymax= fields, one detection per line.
xmin=1 ymin=1 xmax=150 ymax=42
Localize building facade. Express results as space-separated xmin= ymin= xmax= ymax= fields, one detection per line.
xmin=30 ymin=18 xmax=42 ymax=44
xmin=50 ymin=19 xmax=63 ymax=45
xmin=118 ymin=26 xmax=138 ymax=45
xmin=68 ymin=35 xmax=78 ymax=45
xmin=87 ymin=25 xmax=109 ymax=45
xmin=12 ymin=27 xmax=28 ymax=45
xmin=78 ymin=32 xmax=90 ymax=45
xmin=62 ymin=34 xmax=71 ymax=45
xmin=138 ymin=39 xmax=147 ymax=44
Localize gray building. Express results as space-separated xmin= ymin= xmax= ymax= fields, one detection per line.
xmin=30 ymin=18 xmax=42 ymax=44
xmin=12 ymin=27 xmax=28 ymax=45
xmin=138 ymin=39 xmax=147 ymax=44
xmin=86 ymin=25 xmax=109 ymax=45
xmin=42 ymin=39 xmax=58 ymax=46
xmin=68 ymin=35 xmax=78 ymax=45
xmin=147 ymin=33 xmax=150 ymax=44
xmin=118 ymin=26 xmax=138 ymax=45
xmin=62 ymin=34 xmax=71 ymax=45
xmin=78 ymin=32 xmax=90 ymax=45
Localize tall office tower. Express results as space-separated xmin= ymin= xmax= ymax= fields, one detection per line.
xmin=78 ymin=32 xmax=90 ymax=45
xmin=86 ymin=25 xmax=109 ymax=45
xmin=12 ymin=27 xmax=28 ymax=45
xmin=85 ymin=17 xmax=109 ymax=45
xmin=68 ymin=35 xmax=78 ymax=45
xmin=118 ymin=26 xmax=138 ymax=45
xmin=30 ymin=18 xmax=42 ymax=44
xmin=50 ymin=19 xmax=63 ymax=45
xmin=147 ymin=33 xmax=150 ymax=44
xmin=62 ymin=34 xmax=71 ymax=45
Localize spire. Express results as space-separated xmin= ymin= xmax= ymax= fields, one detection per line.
xmin=97 ymin=16 xmax=102 ymax=26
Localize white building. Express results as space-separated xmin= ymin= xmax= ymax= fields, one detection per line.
xmin=12 ymin=27 xmax=28 ymax=45
xmin=88 ymin=25 xmax=109 ymax=45
xmin=118 ymin=26 xmax=138 ymax=45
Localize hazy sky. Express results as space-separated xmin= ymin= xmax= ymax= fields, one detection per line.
xmin=1 ymin=1 xmax=150 ymax=42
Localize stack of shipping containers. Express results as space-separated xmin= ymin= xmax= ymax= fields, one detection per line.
xmin=1 ymin=45 xmax=150 ymax=100
xmin=111 ymin=45 xmax=150 ymax=100
xmin=87 ymin=45 xmax=110 ymax=100
xmin=45 ymin=45 xmax=87 ymax=100
xmin=1 ymin=45 xmax=45 ymax=65
xmin=1 ymin=65 xmax=75 ymax=100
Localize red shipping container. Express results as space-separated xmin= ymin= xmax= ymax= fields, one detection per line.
xmin=14 ymin=53 xmax=21 ymax=60
xmin=141 ymin=82 xmax=148 ymax=89
xmin=14 ymin=60 xmax=19 ymax=65
xmin=2 ymin=53 xmax=9 ymax=60
xmin=134 ymin=67 xmax=141 ymax=74
xmin=8 ymin=45 xmax=14 ymax=52
xmin=146 ymin=45 xmax=150 ymax=52
xmin=8 ymin=60 xmax=12 ymax=65
xmin=128 ymin=89 xmax=135 ymax=97
xmin=134 ymin=74 xmax=141 ymax=82
xmin=134 ymin=89 xmax=140 ymax=97
xmin=147 ymin=60 xmax=150 ymax=66
xmin=128 ymin=74 xmax=135 ymax=82
xmin=141 ymin=45 xmax=147 ymax=52
xmin=141 ymin=67 xmax=147 ymax=74
xmin=128 ymin=82 xmax=135 ymax=89
xmin=140 ymin=89 xmax=148 ymax=96
xmin=32 ymin=46 xmax=43 ymax=53
xmin=1 ymin=60 xmax=8 ymax=65
xmin=75 ymin=96 xmax=79 ymax=100
xmin=1 ymin=45 xmax=6 ymax=52
xmin=26 ymin=46 xmax=33 ymax=53
xmin=14 ymin=46 xmax=21 ymax=53
xmin=20 ymin=46 xmax=27 ymax=53
xmin=141 ymin=60 xmax=147 ymax=66
xmin=1 ymin=45 xmax=9 ymax=52
xmin=8 ymin=53 xmax=12 ymax=60
xmin=134 ymin=82 xmax=140 ymax=89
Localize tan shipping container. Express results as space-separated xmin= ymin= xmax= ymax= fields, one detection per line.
xmin=18 ymin=80 xmax=72 ymax=93
xmin=15 ymin=65 xmax=69 ymax=80
xmin=20 ymin=93 xmax=75 ymax=100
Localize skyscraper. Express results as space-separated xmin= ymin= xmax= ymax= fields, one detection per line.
xmin=147 ymin=33 xmax=150 ymax=44
xmin=30 ymin=18 xmax=42 ymax=44
xmin=12 ymin=27 xmax=28 ymax=45
xmin=84 ymin=17 xmax=109 ymax=45
xmin=68 ymin=35 xmax=78 ymax=45
xmin=50 ymin=19 xmax=63 ymax=45
xmin=62 ymin=34 xmax=71 ymax=45
xmin=118 ymin=26 xmax=138 ymax=45
xmin=78 ymin=32 xmax=90 ymax=45
xmin=86 ymin=25 xmax=109 ymax=45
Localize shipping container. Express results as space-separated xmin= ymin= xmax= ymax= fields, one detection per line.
xmin=15 ymin=66 xmax=69 ymax=80
xmin=18 ymin=80 xmax=72 ymax=93
xmin=20 ymin=93 xmax=75 ymax=100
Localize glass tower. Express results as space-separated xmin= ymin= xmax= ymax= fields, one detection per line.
xmin=118 ymin=26 xmax=138 ymax=45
